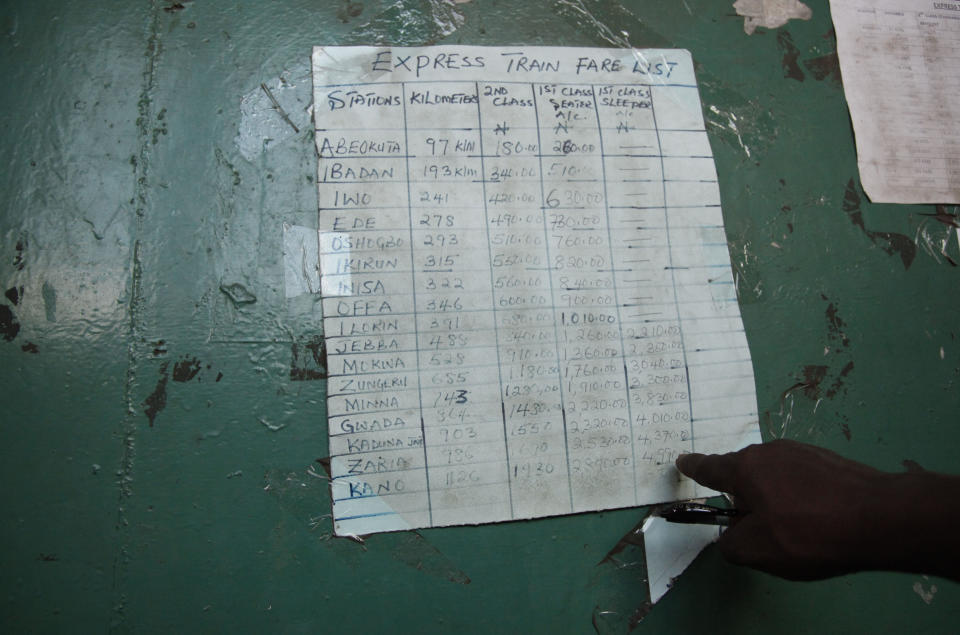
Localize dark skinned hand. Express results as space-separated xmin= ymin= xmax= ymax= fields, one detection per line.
xmin=675 ymin=439 xmax=960 ymax=581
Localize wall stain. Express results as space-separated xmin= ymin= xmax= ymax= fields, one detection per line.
xmin=13 ymin=236 xmax=26 ymax=271
xmin=5 ymin=286 xmax=22 ymax=305
xmin=21 ymin=342 xmax=38 ymax=354
xmin=172 ymin=356 xmax=202 ymax=382
xmin=151 ymin=107 xmax=168 ymax=145
xmin=0 ymin=305 xmax=21 ymax=342
xmin=291 ymin=335 xmax=327 ymax=381
xmin=151 ymin=339 xmax=167 ymax=356
xmin=839 ymin=421 xmax=851 ymax=441
xmin=800 ymin=365 xmax=828 ymax=399
xmin=803 ymin=52 xmax=841 ymax=84
xmin=843 ymin=179 xmax=916 ymax=269
xmin=214 ymin=147 xmax=242 ymax=187
xmin=822 ymin=294 xmax=850 ymax=348
xmin=336 ymin=1 xmax=365 ymax=23
xmin=776 ymin=31 xmax=805 ymax=81
xmin=143 ymin=362 xmax=170 ymax=426
xmin=825 ymin=360 xmax=855 ymax=399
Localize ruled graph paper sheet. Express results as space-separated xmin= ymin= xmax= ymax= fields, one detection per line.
xmin=312 ymin=46 xmax=761 ymax=536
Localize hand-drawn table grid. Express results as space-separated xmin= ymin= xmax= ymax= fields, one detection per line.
xmin=316 ymin=78 xmax=757 ymax=536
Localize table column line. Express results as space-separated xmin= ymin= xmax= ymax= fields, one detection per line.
xmin=590 ymin=85 xmax=640 ymax=507
xmin=474 ymin=81 xmax=515 ymax=519
xmin=530 ymin=82 xmax=575 ymax=513
xmin=401 ymin=81 xmax=434 ymax=526
xmin=648 ymin=92 xmax=696 ymax=453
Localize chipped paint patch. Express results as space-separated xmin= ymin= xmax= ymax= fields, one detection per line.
xmin=142 ymin=362 xmax=170 ymax=426
xmin=803 ymin=53 xmax=841 ymax=85
xmin=776 ymin=31 xmax=805 ymax=81
xmin=0 ymin=304 xmax=21 ymax=342
xmin=733 ymin=0 xmax=812 ymax=36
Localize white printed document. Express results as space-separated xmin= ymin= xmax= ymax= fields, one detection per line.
xmin=311 ymin=46 xmax=760 ymax=536
xmin=830 ymin=0 xmax=960 ymax=204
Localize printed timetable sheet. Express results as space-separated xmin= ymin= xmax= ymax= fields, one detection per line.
xmin=312 ymin=46 xmax=761 ymax=536
xmin=830 ymin=0 xmax=960 ymax=204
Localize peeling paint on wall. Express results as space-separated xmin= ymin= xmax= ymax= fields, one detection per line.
xmin=733 ymin=0 xmax=812 ymax=35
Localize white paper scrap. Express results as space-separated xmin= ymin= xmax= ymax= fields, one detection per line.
xmin=829 ymin=0 xmax=960 ymax=204
xmin=312 ymin=46 xmax=761 ymax=536
xmin=642 ymin=515 xmax=719 ymax=603
xmin=733 ymin=0 xmax=813 ymax=35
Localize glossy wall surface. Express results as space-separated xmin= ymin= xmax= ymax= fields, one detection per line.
xmin=1 ymin=1 xmax=957 ymax=632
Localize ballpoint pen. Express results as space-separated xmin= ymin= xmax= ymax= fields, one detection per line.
xmin=658 ymin=501 xmax=740 ymax=526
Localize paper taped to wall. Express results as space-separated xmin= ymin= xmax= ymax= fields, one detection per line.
xmin=829 ymin=0 xmax=960 ymax=204
xmin=312 ymin=45 xmax=761 ymax=536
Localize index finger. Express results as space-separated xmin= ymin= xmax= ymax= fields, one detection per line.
xmin=675 ymin=451 xmax=740 ymax=494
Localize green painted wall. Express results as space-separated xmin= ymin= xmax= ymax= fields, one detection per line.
xmin=1 ymin=1 xmax=956 ymax=632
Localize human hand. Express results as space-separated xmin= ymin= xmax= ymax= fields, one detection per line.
xmin=675 ymin=439 xmax=888 ymax=580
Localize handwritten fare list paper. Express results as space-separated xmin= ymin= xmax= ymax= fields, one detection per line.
xmin=312 ymin=46 xmax=760 ymax=536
